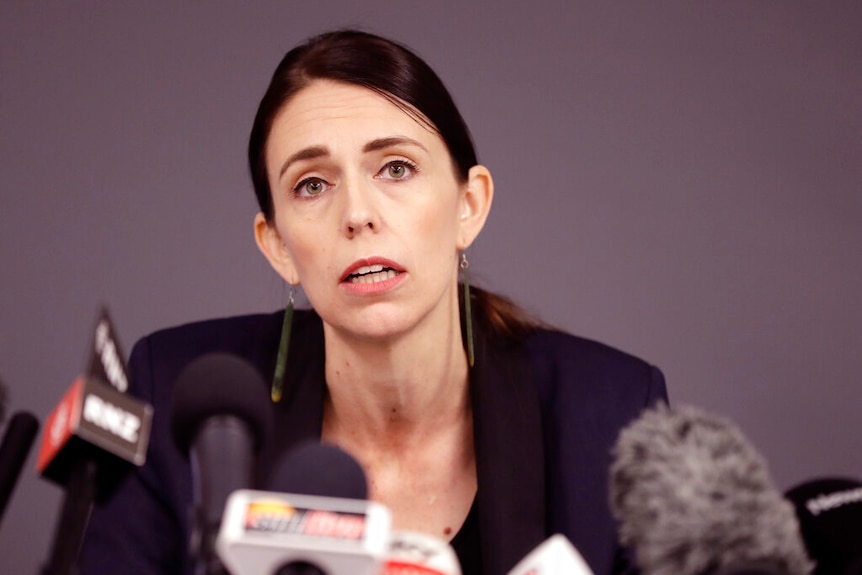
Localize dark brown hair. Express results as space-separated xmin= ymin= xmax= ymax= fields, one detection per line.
xmin=248 ymin=29 xmax=542 ymax=339
xmin=249 ymin=29 xmax=476 ymax=222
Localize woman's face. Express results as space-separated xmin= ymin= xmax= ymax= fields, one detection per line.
xmin=255 ymin=80 xmax=491 ymax=342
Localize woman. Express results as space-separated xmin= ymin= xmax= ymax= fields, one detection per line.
xmin=80 ymin=30 xmax=667 ymax=575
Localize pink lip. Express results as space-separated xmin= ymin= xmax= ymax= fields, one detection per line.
xmin=339 ymin=257 xmax=406 ymax=295
xmin=340 ymin=257 xmax=405 ymax=281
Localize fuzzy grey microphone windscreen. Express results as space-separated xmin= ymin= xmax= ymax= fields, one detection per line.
xmin=609 ymin=404 xmax=814 ymax=575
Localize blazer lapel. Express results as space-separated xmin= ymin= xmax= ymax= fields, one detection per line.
xmin=471 ymin=326 xmax=547 ymax=574
xmin=255 ymin=311 xmax=328 ymax=487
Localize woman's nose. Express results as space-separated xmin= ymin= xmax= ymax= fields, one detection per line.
xmin=340 ymin=176 xmax=379 ymax=237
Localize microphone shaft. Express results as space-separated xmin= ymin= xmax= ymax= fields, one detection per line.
xmin=43 ymin=456 xmax=99 ymax=575
xmin=192 ymin=416 xmax=254 ymax=575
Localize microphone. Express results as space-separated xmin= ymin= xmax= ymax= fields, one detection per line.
xmin=216 ymin=442 xmax=391 ymax=575
xmin=85 ymin=306 xmax=130 ymax=393
xmin=505 ymin=534 xmax=594 ymax=575
xmin=609 ymin=404 xmax=814 ymax=575
xmin=0 ymin=372 xmax=41 ymax=527
xmin=0 ymin=410 xmax=40 ymax=527
xmin=785 ymin=477 xmax=862 ymax=575
xmin=170 ymin=353 xmax=274 ymax=575
xmin=36 ymin=307 xmax=153 ymax=575
xmin=382 ymin=530 xmax=462 ymax=575
xmin=263 ymin=441 xmax=368 ymax=500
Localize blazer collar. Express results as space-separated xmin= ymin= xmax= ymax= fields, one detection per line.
xmin=470 ymin=323 xmax=547 ymax=574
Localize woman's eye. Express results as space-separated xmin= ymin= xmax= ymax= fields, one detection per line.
xmin=293 ymin=177 xmax=329 ymax=197
xmin=379 ymin=160 xmax=417 ymax=180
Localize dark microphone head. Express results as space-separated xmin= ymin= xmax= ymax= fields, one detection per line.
xmin=610 ymin=404 xmax=813 ymax=575
xmin=0 ymin=411 xmax=40 ymax=526
xmin=785 ymin=477 xmax=862 ymax=575
xmin=268 ymin=441 xmax=368 ymax=500
xmin=170 ymin=353 xmax=273 ymax=454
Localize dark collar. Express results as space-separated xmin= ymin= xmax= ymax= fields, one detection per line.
xmin=258 ymin=311 xmax=547 ymax=575
xmin=470 ymin=322 xmax=546 ymax=574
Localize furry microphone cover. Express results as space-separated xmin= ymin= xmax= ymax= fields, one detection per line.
xmin=609 ymin=404 xmax=813 ymax=575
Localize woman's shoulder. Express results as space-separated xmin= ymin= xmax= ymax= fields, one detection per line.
xmin=126 ymin=309 xmax=323 ymax=399
xmin=524 ymin=327 xmax=654 ymax=368
xmin=521 ymin=327 xmax=667 ymax=407
xmin=135 ymin=308 xmax=321 ymax=355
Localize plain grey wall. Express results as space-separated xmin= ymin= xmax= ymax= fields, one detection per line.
xmin=1 ymin=2 xmax=860 ymax=572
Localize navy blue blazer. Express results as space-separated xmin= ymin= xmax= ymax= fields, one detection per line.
xmin=80 ymin=309 xmax=667 ymax=575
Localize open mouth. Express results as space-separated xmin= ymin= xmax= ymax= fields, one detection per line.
xmin=345 ymin=264 xmax=400 ymax=284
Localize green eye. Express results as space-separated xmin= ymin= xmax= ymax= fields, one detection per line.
xmin=380 ymin=160 xmax=417 ymax=180
xmin=294 ymin=177 xmax=328 ymax=197
xmin=305 ymin=180 xmax=324 ymax=194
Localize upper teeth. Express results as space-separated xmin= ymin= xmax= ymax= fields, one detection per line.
xmin=353 ymin=264 xmax=386 ymax=276
xmin=349 ymin=265 xmax=397 ymax=284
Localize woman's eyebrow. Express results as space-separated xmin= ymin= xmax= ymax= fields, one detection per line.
xmin=278 ymin=137 xmax=427 ymax=179
xmin=279 ymin=145 xmax=329 ymax=179
xmin=363 ymin=136 xmax=427 ymax=154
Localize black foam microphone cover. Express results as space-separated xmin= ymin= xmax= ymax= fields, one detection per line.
xmin=171 ymin=353 xmax=273 ymax=454
xmin=0 ymin=411 xmax=40 ymax=525
xmin=267 ymin=441 xmax=368 ymax=500
xmin=170 ymin=353 xmax=274 ymax=575
xmin=260 ymin=442 xmax=369 ymax=575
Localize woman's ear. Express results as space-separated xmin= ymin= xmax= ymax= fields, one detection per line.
xmin=457 ymin=165 xmax=494 ymax=250
xmin=254 ymin=212 xmax=299 ymax=285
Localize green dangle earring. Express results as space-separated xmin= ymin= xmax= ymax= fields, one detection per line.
xmin=271 ymin=284 xmax=295 ymax=403
xmin=461 ymin=252 xmax=475 ymax=367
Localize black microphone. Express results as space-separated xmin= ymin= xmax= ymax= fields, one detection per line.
xmin=609 ymin=404 xmax=814 ymax=575
xmin=85 ymin=306 xmax=130 ymax=394
xmin=268 ymin=442 xmax=369 ymax=575
xmin=0 ymin=375 xmax=41 ymax=527
xmin=785 ymin=477 xmax=862 ymax=575
xmin=37 ymin=308 xmax=152 ymax=575
xmin=216 ymin=442 xmax=391 ymax=575
xmin=266 ymin=441 xmax=368 ymax=499
xmin=0 ymin=410 xmax=40 ymax=527
xmin=170 ymin=353 xmax=273 ymax=575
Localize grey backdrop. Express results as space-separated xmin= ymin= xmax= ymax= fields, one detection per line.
xmin=1 ymin=2 xmax=860 ymax=572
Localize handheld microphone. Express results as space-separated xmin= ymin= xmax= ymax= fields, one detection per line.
xmin=263 ymin=441 xmax=368 ymax=500
xmin=85 ymin=306 xmax=129 ymax=393
xmin=267 ymin=445 xmax=459 ymax=575
xmin=382 ymin=530 xmax=462 ymax=575
xmin=217 ymin=442 xmax=391 ymax=575
xmin=170 ymin=353 xmax=274 ymax=575
xmin=505 ymin=534 xmax=594 ymax=575
xmin=36 ymin=307 xmax=152 ymax=575
xmin=786 ymin=477 xmax=862 ymax=575
xmin=0 ymin=410 xmax=40 ymax=527
xmin=609 ymin=404 xmax=813 ymax=575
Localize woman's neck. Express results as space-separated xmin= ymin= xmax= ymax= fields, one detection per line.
xmin=320 ymin=301 xmax=470 ymax=448
xmin=318 ymin=297 xmax=477 ymax=537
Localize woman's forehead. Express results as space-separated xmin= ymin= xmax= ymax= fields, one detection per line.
xmin=275 ymin=80 xmax=438 ymax=137
xmin=266 ymin=80 xmax=447 ymax=161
